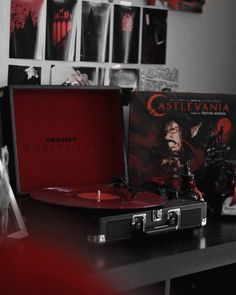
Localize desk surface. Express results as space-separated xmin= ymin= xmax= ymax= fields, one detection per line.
xmin=16 ymin=197 xmax=236 ymax=293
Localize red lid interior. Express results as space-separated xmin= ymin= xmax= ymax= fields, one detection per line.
xmin=11 ymin=87 xmax=125 ymax=193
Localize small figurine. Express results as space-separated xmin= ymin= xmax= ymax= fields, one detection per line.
xmin=220 ymin=162 xmax=236 ymax=215
xmin=180 ymin=160 xmax=204 ymax=201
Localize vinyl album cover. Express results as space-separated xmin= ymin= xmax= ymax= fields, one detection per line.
xmin=141 ymin=8 xmax=167 ymax=64
xmin=112 ymin=5 xmax=140 ymax=64
xmin=81 ymin=1 xmax=110 ymax=62
xmin=128 ymin=92 xmax=236 ymax=202
xmin=8 ymin=65 xmax=41 ymax=85
xmin=46 ymin=0 xmax=77 ymax=61
xmin=9 ymin=0 xmax=45 ymax=59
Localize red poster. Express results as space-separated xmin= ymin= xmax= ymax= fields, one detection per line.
xmin=10 ymin=0 xmax=45 ymax=59
xmin=46 ymin=0 xmax=77 ymax=61
xmin=162 ymin=0 xmax=205 ymax=13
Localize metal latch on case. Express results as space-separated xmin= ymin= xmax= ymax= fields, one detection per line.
xmin=167 ymin=208 xmax=180 ymax=229
xmin=152 ymin=209 xmax=163 ymax=222
xmin=132 ymin=213 xmax=146 ymax=232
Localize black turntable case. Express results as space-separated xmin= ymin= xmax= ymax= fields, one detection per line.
xmin=2 ymin=86 xmax=206 ymax=243
xmin=87 ymin=199 xmax=206 ymax=243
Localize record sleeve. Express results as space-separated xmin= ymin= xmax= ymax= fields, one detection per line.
xmin=128 ymin=91 xmax=236 ymax=208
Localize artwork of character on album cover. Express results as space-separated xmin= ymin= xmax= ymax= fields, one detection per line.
xmin=128 ymin=92 xmax=236 ymax=199
xmin=9 ymin=0 xmax=45 ymax=59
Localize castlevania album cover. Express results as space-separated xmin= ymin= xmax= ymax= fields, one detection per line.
xmin=9 ymin=0 xmax=45 ymax=59
xmin=128 ymin=92 xmax=236 ymax=202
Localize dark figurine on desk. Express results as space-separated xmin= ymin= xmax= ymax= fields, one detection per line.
xmin=180 ymin=160 xmax=204 ymax=201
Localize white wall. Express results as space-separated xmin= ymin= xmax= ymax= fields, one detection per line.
xmin=166 ymin=0 xmax=236 ymax=94
xmin=0 ymin=0 xmax=236 ymax=94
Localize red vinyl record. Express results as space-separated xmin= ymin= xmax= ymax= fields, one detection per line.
xmin=30 ymin=185 xmax=166 ymax=210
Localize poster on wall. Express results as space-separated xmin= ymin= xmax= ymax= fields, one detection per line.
xmin=160 ymin=0 xmax=205 ymax=13
xmin=9 ymin=0 xmax=46 ymax=59
xmin=8 ymin=65 xmax=41 ymax=85
xmin=80 ymin=1 xmax=110 ymax=62
xmin=108 ymin=68 xmax=139 ymax=89
xmin=146 ymin=1 xmax=205 ymax=13
xmin=140 ymin=66 xmax=179 ymax=91
xmin=50 ymin=65 xmax=96 ymax=85
xmin=141 ymin=8 xmax=167 ymax=64
xmin=46 ymin=0 xmax=78 ymax=61
xmin=112 ymin=5 xmax=140 ymax=64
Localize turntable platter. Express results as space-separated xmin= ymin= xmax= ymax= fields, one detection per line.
xmin=30 ymin=186 xmax=166 ymax=210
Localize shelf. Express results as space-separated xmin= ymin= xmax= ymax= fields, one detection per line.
xmin=16 ymin=197 xmax=236 ymax=294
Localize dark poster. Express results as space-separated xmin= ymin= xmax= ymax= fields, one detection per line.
xmin=141 ymin=8 xmax=167 ymax=64
xmin=81 ymin=1 xmax=110 ymax=62
xmin=128 ymin=92 xmax=236 ymax=204
xmin=8 ymin=65 xmax=41 ymax=85
xmin=9 ymin=0 xmax=45 ymax=59
xmin=112 ymin=5 xmax=140 ymax=64
xmin=46 ymin=0 xmax=77 ymax=60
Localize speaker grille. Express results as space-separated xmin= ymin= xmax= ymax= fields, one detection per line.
xmin=180 ymin=208 xmax=201 ymax=228
xmin=107 ymin=219 xmax=133 ymax=240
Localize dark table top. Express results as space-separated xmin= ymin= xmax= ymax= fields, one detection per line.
xmin=11 ymin=197 xmax=236 ymax=293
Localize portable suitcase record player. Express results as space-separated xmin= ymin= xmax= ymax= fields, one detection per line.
xmin=1 ymin=86 xmax=207 ymax=243
xmin=86 ymin=198 xmax=206 ymax=243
